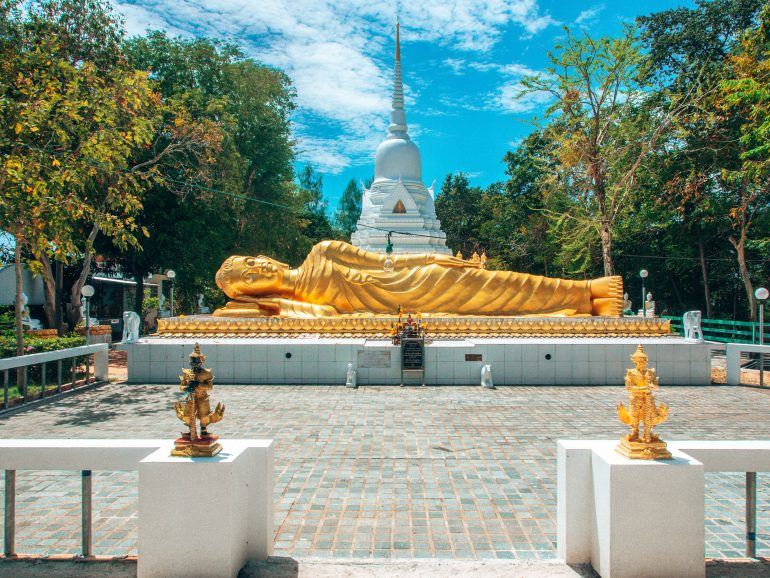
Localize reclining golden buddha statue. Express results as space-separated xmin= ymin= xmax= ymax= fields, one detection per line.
xmin=213 ymin=240 xmax=623 ymax=318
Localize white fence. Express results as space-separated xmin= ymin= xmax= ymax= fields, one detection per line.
xmin=0 ymin=343 xmax=109 ymax=409
xmin=726 ymin=343 xmax=770 ymax=386
xmin=558 ymin=440 xmax=770 ymax=578
xmin=0 ymin=439 xmax=274 ymax=578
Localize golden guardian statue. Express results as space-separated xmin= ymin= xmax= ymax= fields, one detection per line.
xmin=616 ymin=345 xmax=672 ymax=460
xmin=171 ymin=344 xmax=225 ymax=457
xmin=213 ymin=241 xmax=623 ymax=319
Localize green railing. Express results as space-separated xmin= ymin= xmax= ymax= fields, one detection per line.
xmin=662 ymin=315 xmax=769 ymax=344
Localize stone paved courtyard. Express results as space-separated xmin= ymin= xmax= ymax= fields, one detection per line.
xmin=1 ymin=383 xmax=770 ymax=561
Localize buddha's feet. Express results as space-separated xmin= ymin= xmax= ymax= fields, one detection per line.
xmin=589 ymin=276 xmax=624 ymax=317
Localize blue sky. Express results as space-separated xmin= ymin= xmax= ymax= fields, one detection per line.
xmin=114 ymin=0 xmax=694 ymax=210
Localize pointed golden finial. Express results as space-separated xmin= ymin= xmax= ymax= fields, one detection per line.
xmin=456 ymin=251 xmax=463 ymax=260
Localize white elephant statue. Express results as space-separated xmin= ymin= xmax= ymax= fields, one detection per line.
xmin=122 ymin=311 xmax=141 ymax=343
xmin=683 ymin=310 xmax=704 ymax=342
xmin=481 ymin=364 xmax=494 ymax=389
xmin=345 ymin=363 xmax=357 ymax=388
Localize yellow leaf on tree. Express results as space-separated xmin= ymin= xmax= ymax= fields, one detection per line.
xmin=14 ymin=123 xmax=22 ymax=134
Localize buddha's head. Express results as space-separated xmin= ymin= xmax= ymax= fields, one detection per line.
xmin=215 ymin=255 xmax=289 ymax=298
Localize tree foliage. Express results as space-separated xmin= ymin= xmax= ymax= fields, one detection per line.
xmin=334 ymin=179 xmax=363 ymax=241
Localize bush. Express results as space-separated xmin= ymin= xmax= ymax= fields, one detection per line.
xmin=0 ymin=307 xmax=13 ymax=331
xmin=0 ymin=334 xmax=86 ymax=359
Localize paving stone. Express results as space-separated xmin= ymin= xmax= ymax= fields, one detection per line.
xmin=1 ymin=383 xmax=770 ymax=560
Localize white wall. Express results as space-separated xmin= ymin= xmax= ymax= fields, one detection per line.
xmin=0 ymin=264 xmax=45 ymax=306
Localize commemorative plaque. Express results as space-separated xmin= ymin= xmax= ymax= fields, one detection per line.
xmin=402 ymin=338 xmax=424 ymax=370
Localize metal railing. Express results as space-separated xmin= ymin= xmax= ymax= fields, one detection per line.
xmin=0 ymin=440 xmax=274 ymax=564
xmin=663 ymin=315 xmax=769 ymax=344
xmin=3 ymin=469 xmax=92 ymax=558
xmin=0 ymin=344 xmax=109 ymax=411
xmin=0 ymin=440 xmax=163 ymax=559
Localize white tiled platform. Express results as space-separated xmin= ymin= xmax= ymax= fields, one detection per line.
xmin=123 ymin=337 xmax=716 ymax=386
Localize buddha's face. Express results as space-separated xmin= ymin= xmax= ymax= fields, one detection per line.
xmin=215 ymin=255 xmax=288 ymax=298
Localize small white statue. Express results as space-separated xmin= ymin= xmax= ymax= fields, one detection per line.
xmin=683 ymin=310 xmax=704 ymax=342
xmin=638 ymin=292 xmax=656 ymax=317
xmin=622 ymin=292 xmax=633 ymax=315
xmin=481 ymin=364 xmax=494 ymax=389
xmin=158 ymin=294 xmax=171 ymax=318
xmin=345 ymin=363 xmax=357 ymax=388
xmin=197 ymin=293 xmax=211 ymax=314
xmin=79 ymin=297 xmax=99 ymax=327
xmin=20 ymin=292 xmax=43 ymax=330
xmin=122 ymin=311 xmax=141 ymax=343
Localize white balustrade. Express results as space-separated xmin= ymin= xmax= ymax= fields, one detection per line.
xmin=0 ymin=439 xmax=274 ymax=578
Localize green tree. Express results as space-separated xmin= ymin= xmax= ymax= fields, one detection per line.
xmin=297 ymin=164 xmax=334 ymax=243
xmin=719 ymin=5 xmax=770 ymax=318
xmin=116 ymin=32 xmax=301 ymax=314
xmin=519 ymin=27 xmax=687 ymax=277
xmin=435 ymin=173 xmax=485 ymax=257
xmin=334 ymin=179 xmax=362 ymax=240
xmin=639 ymin=0 xmax=766 ymax=319
xmin=0 ymin=0 xmax=176 ymax=345
xmin=495 ymin=132 xmax=559 ymax=274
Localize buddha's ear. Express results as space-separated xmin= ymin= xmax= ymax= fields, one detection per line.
xmin=256 ymin=255 xmax=289 ymax=269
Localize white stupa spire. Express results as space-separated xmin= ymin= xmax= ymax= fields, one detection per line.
xmin=350 ymin=20 xmax=450 ymax=255
xmin=389 ymin=21 xmax=408 ymax=137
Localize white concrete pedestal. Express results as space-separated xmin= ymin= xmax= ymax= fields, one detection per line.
xmin=591 ymin=445 xmax=704 ymax=577
xmin=137 ymin=440 xmax=274 ymax=578
xmin=559 ymin=440 xmax=705 ymax=578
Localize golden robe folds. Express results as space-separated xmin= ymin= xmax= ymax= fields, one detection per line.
xmin=214 ymin=241 xmax=623 ymax=318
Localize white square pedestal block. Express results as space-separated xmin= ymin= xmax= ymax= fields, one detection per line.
xmin=138 ymin=440 xmax=274 ymax=578
xmin=591 ymin=445 xmax=704 ymax=578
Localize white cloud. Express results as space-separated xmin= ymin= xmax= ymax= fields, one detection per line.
xmin=443 ymin=58 xmax=466 ymax=75
xmin=113 ymin=0 xmax=557 ymax=173
xmin=496 ymin=81 xmax=551 ymax=113
xmin=575 ymin=4 xmax=605 ymax=27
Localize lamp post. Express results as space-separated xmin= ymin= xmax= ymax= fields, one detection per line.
xmin=166 ymin=270 xmax=176 ymax=317
xmin=81 ymin=284 xmax=95 ymax=344
xmin=639 ymin=269 xmax=649 ymax=318
xmin=756 ymin=287 xmax=768 ymax=388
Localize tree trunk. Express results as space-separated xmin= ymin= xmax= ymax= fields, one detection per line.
xmin=729 ymin=235 xmax=755 ymax=321
xmin=14 ymin=241 xmax=26 ymax=390
xmin=36 ymin=252 xmax=57 ymax=329
xmin=599 ymin=222 xmax=615 ymax=276
xmin=14 ymin=242 xmax=24 ymax=358
xmin=134 ymin=271 xmax=144 ymax=317
xmin=66 ymin=224 xmax=100 ymax=327
xmin=697 ymin=240 xmax=712 ymax=318
xmin=55 ymin=260 xmax=63 ymax=335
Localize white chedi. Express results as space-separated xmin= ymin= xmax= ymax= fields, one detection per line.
xmin=350 ymin=22 xmax=450 ymax=255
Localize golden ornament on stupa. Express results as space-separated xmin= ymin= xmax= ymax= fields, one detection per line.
xmin=171 ymin=344 xmax=225 ymax=457
xmin=616 ymin=345 xmax=672 ymax=460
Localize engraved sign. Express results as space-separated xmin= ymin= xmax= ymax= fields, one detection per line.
xmin=357 ymin=349 xmax=392 ymax=368
xmin=402 ymin=339 xmax=424 ymax=370
xmin=465 ymin=354 xmax=482 ymax=362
